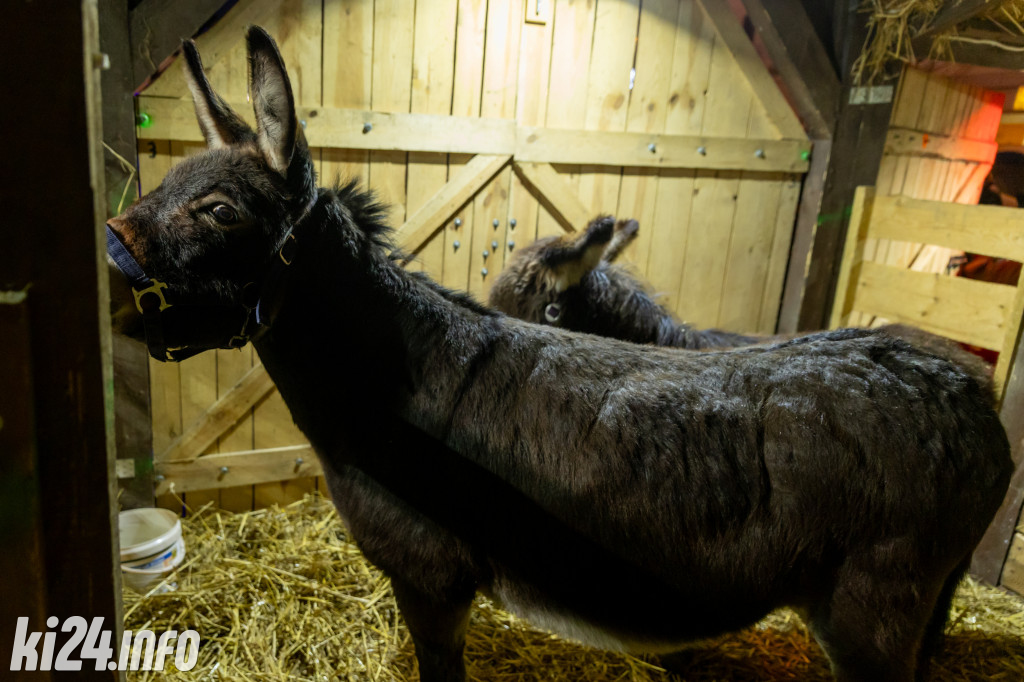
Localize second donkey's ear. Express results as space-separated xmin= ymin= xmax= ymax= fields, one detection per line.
xmin=246 ymin=26 xmax=298 ymax=176
xmin=602 ymin=218 xmax=639 ymax=263
xmin=181 ymin=40 xmax=253 ymax=148
xmin=541 ymin=216 xmax=615 ymax=291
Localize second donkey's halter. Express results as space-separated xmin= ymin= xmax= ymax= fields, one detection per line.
xmin=107 ymin=192 xmax=319 ymax=362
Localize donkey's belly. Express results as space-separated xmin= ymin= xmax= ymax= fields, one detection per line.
xmin=484 ymin=570 xmax=771 ymax=654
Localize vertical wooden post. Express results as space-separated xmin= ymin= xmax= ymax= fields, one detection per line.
xmin=100 ymin=0 xmax=155 ymax=510
xmin=787 ymin=0 xmax=897 ymax=332
xmin=0 ymin=1 xmax=122 ymax=678
xmin=973 ymin=324 xmax=1024 ymax=584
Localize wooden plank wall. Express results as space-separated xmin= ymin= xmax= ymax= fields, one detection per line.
xmin=138 ymin=0 xmax=805 ymax=511
xmin=867 ymin=67 xmax=1003 ymax=277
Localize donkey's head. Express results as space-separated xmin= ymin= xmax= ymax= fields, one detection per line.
xmin=488 ymin=216 xmax=639 ymax=328
xmin=108 ymin=27 xmax=316 ymax=360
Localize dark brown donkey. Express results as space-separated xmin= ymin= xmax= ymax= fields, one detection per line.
xmin=489 ymin=216 xmax=762 ymax=348
xmin=107 ymin=28 xmax=1012 ymax=682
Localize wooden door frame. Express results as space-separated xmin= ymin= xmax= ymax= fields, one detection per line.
xmin=0 ymin=1 xmax=122 ymax=676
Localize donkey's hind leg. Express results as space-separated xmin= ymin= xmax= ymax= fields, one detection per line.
xmin=807 ymin=553 xmax=942 ymax=682
xmin=914 ymin=557 xmax=969 ymax=682
xmin=391 ymin=577 xmax=474 ymax=682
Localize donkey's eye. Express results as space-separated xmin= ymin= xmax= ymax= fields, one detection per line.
xmin=210 ymin=204 xmax=239 ymax=224
xmin=544 ymin=303 xmax=562 ymax=324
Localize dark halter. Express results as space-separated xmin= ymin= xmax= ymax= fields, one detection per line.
xmin=107 ymin=194 xmax=317 ymax=362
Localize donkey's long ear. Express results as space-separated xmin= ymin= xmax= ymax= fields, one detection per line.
xmin=246 ymin=26 xmax=298 ymax=176
xmin=602 ymin=218 xmax=639 ymax=263
xmin=541 ymin=216 xmax=615 ymax=291
xmin=181 ymin=40 xmax=252 ymax=148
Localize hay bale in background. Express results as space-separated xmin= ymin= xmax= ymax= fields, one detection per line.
xmin=855 ymin=0 xmax=1024 ymax=83
xmin=124 ymin=496 xmax=1024 ymax=681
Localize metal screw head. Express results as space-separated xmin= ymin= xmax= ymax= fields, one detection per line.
xmin=648 ymin=142 xmax=657 ymax=153
xmin=508 ymin=240 xmax=515 ymax=249
xmin=452 ymin=240 xmax=461 ymax=250
xmin=697 ymin=146 xmax=707 ymax=156
xmin=295 ymin=457 xmax=304 ymax=465
xmin=754 ymin=148 xmax=765 ymax=158
xmin=482 ymin=250 xmax=490 ymax=258
xmin=481 ymin=268 xmax=489 ymax=276
xmin=362 ymin=122 xmax=373 ymax=133
xmin=454 ymin=217 xmax=462 ymax=227
xmin=219 ymin=466 xmax=229 ymax=474
xmin=509 ymin=218 xmax=517 ymax=228
xmin=492 ymin=219 xmax=500 ymax=228
xmin=491 ymin=240 xmax=498 ymax=249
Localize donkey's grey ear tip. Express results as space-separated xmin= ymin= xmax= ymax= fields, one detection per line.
xmin=180 ymin=38 xmax=202 ymax=68
xmin=586 ymin=216 xmax=615 ymax=243
xmin=246 ymin=25 xmax=276 ymax=50
xmin=620 ymin=219 xmax=640 ymax=235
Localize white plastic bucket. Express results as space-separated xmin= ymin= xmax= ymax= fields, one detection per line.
xmin=118 ymin=508 xmax=186 ymax=593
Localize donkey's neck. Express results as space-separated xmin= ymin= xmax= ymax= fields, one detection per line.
xmin=253 ymin=190 xmax=495 ymax=448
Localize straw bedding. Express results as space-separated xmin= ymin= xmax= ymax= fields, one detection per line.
xmin=124 ymin=495 xmax=1024 ymax=681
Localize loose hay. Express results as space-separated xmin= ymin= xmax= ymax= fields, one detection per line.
xmin=124 ymin=495 xmax=1024 ymax=681
xmin=854 ymin=0 xmax=1024 ymax=84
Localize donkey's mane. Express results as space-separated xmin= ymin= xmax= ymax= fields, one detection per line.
xmin=319 ymin=177 xmax=499 ymax=318
xmin=323 ymin=177 xmax=393 ymax=248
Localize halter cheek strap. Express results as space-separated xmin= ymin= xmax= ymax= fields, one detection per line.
xmin=107 ymin=192 xmax=318 ymax=362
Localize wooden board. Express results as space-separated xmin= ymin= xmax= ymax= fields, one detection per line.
xmin=1000 ymin=532 xmax=1024 ymax=596
xmin=848 ymin=261 xmax=1016 ymax=350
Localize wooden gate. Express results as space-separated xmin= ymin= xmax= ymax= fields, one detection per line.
xmin=136 ymin=0 xmax=810 ymax=510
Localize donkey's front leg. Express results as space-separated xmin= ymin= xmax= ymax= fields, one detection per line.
xmin=391 ymin=576 xmax=474 ymax=682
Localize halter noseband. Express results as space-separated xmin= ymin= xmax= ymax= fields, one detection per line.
xmin=107 ymin=194 xmax=317 ymax=362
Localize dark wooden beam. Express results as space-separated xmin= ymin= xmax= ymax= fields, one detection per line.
xmin=779 ymin=1 xmax=897 ymax=332
xmin=916 ymin=0 xmax=999 ymax=42
xmin=947 ymin=35 xmax=1024 ymax=71
xmin=793 ymin=92 xmax=894 ymax=332
xmin=740 ymin=0 xmax=841 ymax=138
xmin=129 ymin=0 xmax=228 ymax=88
xmin=973 ymin=323 xmax=1024 ymax=584
xmin=778 ymin=138 xmax=832 ymax=333
xmin=0 ymin=0 xmax=121 ymax=676
xmin=101 ymin=0 xmax=155 ymax=509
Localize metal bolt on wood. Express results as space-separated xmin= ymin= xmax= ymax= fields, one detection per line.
xmin=648 ymin=143 xmax=657 ymax=153
xmin=454 ymin=217 xmax=462 ymax=227
xmin=481 ymin=268 xmax=488 ymax=276
xmin=492 ymin=240 xmax=498 ymax=249
xmin=493 ymin=219 xmax=500 ymax=228
xmin=362 ymin=122 xmax=372 ymax=133
xmin=482 ymin=250 xmax=489 ymax=258
xmin=452 ymin=240 xmax=460 ymax=250
xmin=697 ymin=146 xmax=707 ymax=156
xmin=294 ymin=457 xmax=304 ymax=472
xmin=508 ymin=240 xmax=515 ymax=250
xmin=509 ymin=218 xmax=517 ymax=228
xmin=755 ymin=148 xmax=765 ymax=158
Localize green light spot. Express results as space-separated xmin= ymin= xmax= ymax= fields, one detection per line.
xmin=136 ymin=112 xmax=152 ymax=128
xmin=800 ymin=150 xmax=811 ymax=162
